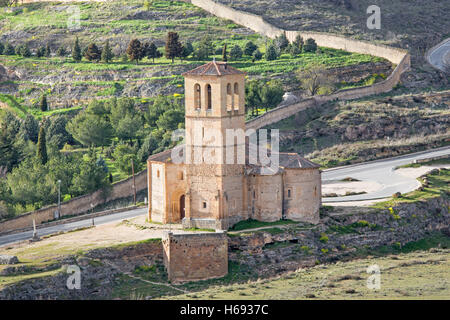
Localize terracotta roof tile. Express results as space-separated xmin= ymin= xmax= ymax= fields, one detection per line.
xmin=182 ymin=61 xmax=246 ymax=77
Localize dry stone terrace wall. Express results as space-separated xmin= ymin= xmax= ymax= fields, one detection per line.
xmin=191 ymin=0 xmax=411 ymax=130
xmin=0 ymin=170 xmax=148 ymax=235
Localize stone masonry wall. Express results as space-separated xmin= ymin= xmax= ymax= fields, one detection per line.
xmin=162 ymin=231 xmax=228 ymax=283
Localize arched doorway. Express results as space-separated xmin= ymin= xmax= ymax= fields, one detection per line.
xmin=179 ymin=195 xmax=186 ymax=220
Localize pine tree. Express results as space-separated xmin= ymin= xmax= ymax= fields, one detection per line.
xmin=0 ymin=42 xmax=4 ymax=55
xmin=126 ymin=39 xmax=144 ymax=64
xmin=303 ymin=38 xmax=318 ymax=53
xmin=293 ymin=34 xmax=304 ymax=53
xmin=45 ymin=43 xmax=51 ymax=57
xmin=265 ymin=44 xmax=278 ymax=61
xmin=84 ymin=43 xmax=102 ymax=62
xmin=36 ymin=46 xmax=45 ymax=58
xmin=229 ymin=45 xmax=243 ymax=60
xmin=39 ymin=95 xmax=48 ymax=112
xmin=18 ymin=43 xmax=31 ymax=57
xmin=72 ymin=37 xmax=82 ymax=62
xmin=165 ymin=32 xmax=182 ymax=64
xmin=37 ymin=126 xmax=48 ymax=165
xmin=180 ymin=42 xmax=193 ymax=61
xmin=101 ymin=40 xmax=113 ymax=63
xmin=146 ymin=42 xmax=159 ymax=63
xmin=222 ymin=44 xmax=228 ymax=62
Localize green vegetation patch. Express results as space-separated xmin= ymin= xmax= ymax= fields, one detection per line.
xmin=230 ymin=219 xmax=298 ymax=231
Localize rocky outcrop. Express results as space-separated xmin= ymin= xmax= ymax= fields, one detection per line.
xmin=229 ymin=196 xmax=449 ymax=277
xmin=0 ymin=255 xmax=19 ymax=265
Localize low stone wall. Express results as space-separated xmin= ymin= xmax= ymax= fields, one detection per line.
xmin=192 ymin=0 xmax=411 ymax=130
xmin=162 ymin=231 xmax=228 ymax=283
xmin=0 ymin=170 xmax=148 ymax=235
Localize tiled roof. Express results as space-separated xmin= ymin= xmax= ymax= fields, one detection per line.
xmin=148 ymin=147 xmax=320 ymax=171
xmin=182 ymin=61 xmax=246 ymax=77
xmin=278 ymin=153 xmax=321 ymax=169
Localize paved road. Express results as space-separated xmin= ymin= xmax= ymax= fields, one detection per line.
xmin=0 ymin=207 xmax=147 ymax=247
xmin=322 ymin=146 xmax=450 ymax=203
xmin=427 ymin=38 xmax=450 ymax=72
xmin=1 ymin=147 xmax=449 ymax=246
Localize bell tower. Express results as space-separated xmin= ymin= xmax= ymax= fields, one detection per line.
xmin=181 ymin=61 xmax=247 ymax=230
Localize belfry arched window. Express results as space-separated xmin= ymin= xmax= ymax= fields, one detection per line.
xmin=234 ymin=82 xmax=239 ymax=110
xmin=194 ymin=84 xmax=201 ymax=109
xmin=206 ymin=84 xmax=212 ymax=110
xmin=226 ymin=83 xmax=233 ymax=111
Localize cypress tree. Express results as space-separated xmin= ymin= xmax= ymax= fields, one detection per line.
xmin=37 ymin=126 xmax=48 ymax=165
xmin=72 ymin=37 xmax=82 ymax=62
xmin=45 ymin=43 xmax=51 ymax=57
xmin=222 ymin=44 xmax=228 ymax=62
xmin=40 ymin=95 xmax=48 ymax=112
xmin=101 ymin=39 xmax=113 ymax=63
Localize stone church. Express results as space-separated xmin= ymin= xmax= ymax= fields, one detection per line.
xmin=147 ymin=61 xmax=321 ymax=230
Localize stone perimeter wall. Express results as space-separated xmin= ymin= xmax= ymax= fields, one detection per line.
xmin=190 ymin=0 xmax=411 ymax=130
xmin=162 ymin=231 xmax=228 ymax=283
xmin=0 ymin=170 xmax=147 ymax=235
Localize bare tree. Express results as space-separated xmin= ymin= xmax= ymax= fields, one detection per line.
xmin=296 ymin=64 xmax=337 ymax=96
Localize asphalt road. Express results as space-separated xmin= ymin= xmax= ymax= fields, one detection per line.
xmin=0 ymin=207 xmax=147 ymax=247
xmin=322 ymin=146 xmax=450 ymax=203
xmin=427 ymin=38 xmax=450 ymax=71
xmin=1 ymin=147 xmax=449 ymax=246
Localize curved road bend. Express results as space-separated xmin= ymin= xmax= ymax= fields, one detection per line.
xmin=427 ymin=38 xmax=450 ymax=72
xmin=322 ymin=146 xmax=450 ymax=203
xmin=0 ymin=207 xmax=147 ymax=247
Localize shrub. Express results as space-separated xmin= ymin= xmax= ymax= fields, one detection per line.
xmin=4 ymin=43 xmax=15 ymax=55
xmin=321 ymin=248 xmax=329 ymax=254
xmin=319 ymin=233 xmax=329 ymax=243
xmin=56 ymin=46 xmax=66 ymax=57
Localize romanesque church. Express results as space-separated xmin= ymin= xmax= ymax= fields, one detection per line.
xmin=147 ymin=61 xmax=321 ymax=230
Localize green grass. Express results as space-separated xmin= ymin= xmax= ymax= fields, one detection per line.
xmin=327 ymin=220 xmax=382 ymax=235
xmin=229 ymin=219 xmax=298 ymax=231
xmin=396 ymin=157 xmax=450 ymax=169
xmin=372 ymin=168 xmax=450 ymax=209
